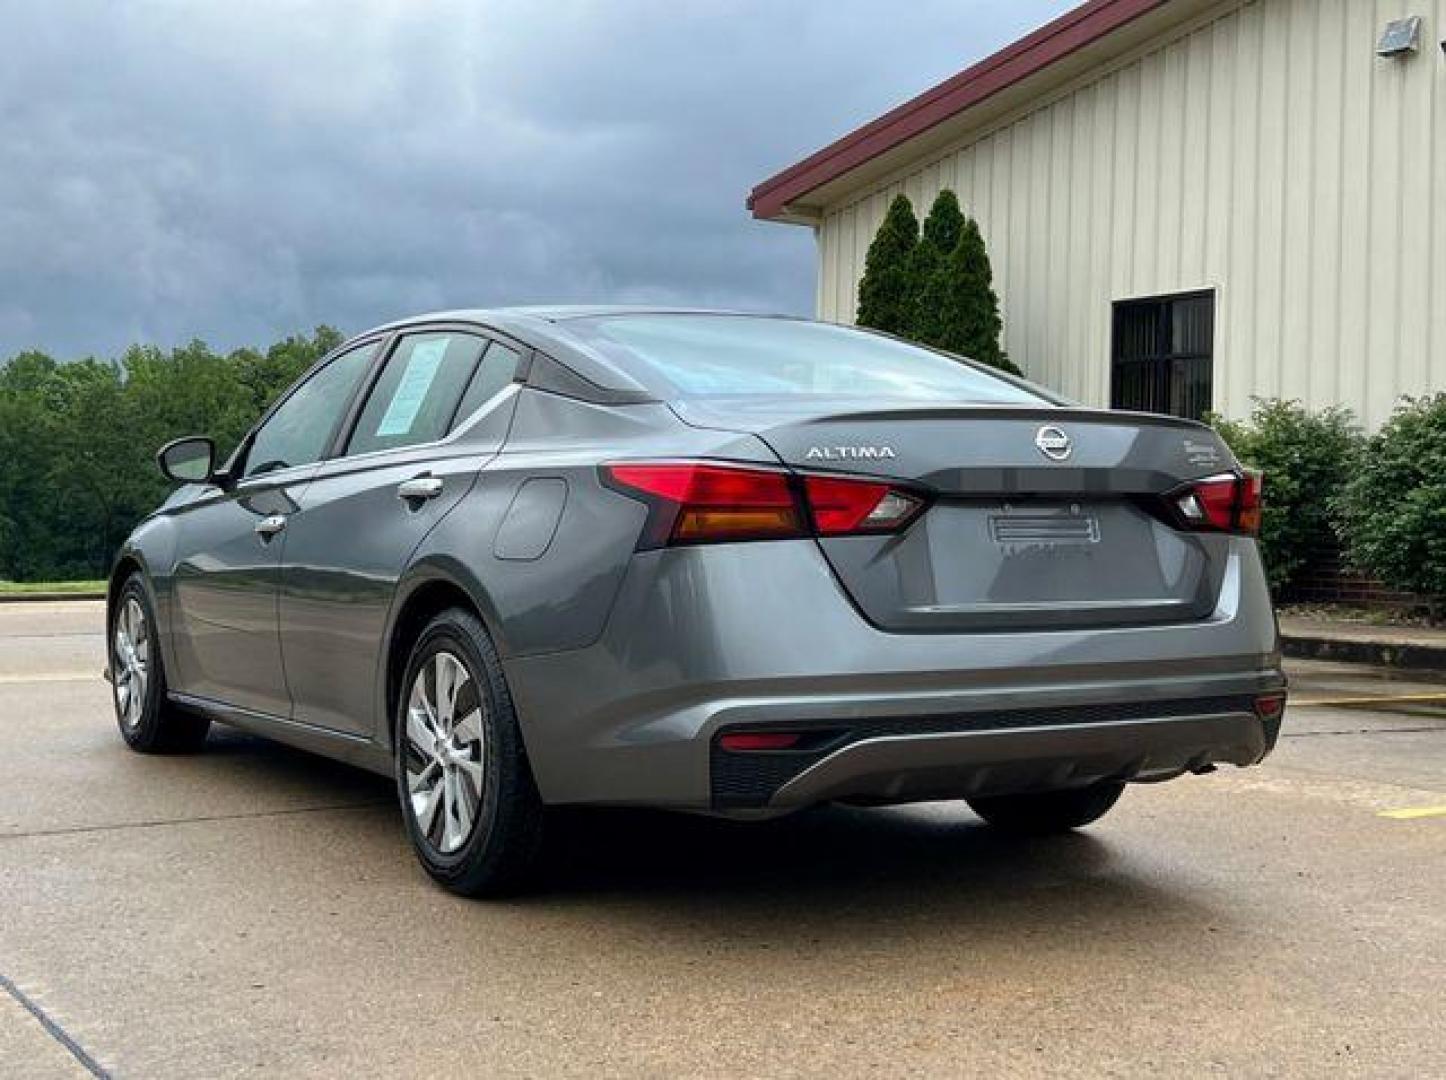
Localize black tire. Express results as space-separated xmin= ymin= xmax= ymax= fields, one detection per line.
xmin=395 ymin=607 xmax=544 ymax=897
xmin=967 ymin=781 xmax=1125 ymax=836
xmin=109 ymin=574 xmax=211 ymax=753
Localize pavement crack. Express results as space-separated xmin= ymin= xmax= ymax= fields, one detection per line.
xmin=0 ymin=632 xmax=103 ymax=640
xmin=0 ymin=971 xmax=112 ymax=1079
xmin=1 ymin=800 xmax=391 ymax=841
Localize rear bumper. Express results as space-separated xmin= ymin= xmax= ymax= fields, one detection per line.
xmin=503 ymin=540 xmax=1285 ymax=810
xmin=723 ymin=703 xmax=1279 ymax=811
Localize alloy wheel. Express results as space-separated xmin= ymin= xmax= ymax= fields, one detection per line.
xmin=113 ymin=597 xmax=149 ymax=731
xmin=403 ymin=650 xmax=486 ymax=854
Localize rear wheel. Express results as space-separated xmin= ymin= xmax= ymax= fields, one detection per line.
xmin=110 ymin=575 xmax=210 ymax=753
xmin=967 ymin=781 xmax=1125 ymax=835
xmin=395 ymin=607 xmax=544 ymax=897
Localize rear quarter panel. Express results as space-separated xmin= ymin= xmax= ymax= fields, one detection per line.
xmin=409 ymin=389 xmax=780 ymax=660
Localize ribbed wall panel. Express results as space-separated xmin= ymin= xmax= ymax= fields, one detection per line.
xmin=814 ymin=0 xmax=1446 ymax=427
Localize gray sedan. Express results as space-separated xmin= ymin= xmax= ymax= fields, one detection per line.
xmin=108 ymin=308 xmax=1286 ymax=895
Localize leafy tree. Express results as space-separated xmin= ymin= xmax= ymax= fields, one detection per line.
xmin=855 ymin=194 xmax=919 ymax=335
xmin=0 ymin=326 xmax=343 ymax=581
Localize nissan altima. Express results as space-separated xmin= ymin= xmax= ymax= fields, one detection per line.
xmin=108 ymin=308 xmax=1286 ymax=895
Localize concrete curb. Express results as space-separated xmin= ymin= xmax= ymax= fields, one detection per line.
xmin=1281 ymin=632 xmax=1446 ymax=672
xmin=0 ymin=592 xmax=106 ymax=603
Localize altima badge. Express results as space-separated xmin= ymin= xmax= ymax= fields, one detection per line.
xmin=805 ymin=445 xmax=897 ymax=461
xmin=1035 ymin=426 xmax=1072 ymax=461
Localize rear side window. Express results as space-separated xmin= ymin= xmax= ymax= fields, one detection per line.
xmin=563 ymin=314 xmax=1047 ymax=404
xmin=449 ymin=342 xmax=523 ymax=432
xmin=347 ymin=332 xmax=486 ymax=455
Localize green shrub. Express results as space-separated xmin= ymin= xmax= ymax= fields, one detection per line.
xmin=1336 ymin=394 xmax=1446 ymax=612
xmin=1211 ymin=400 xmax=1361 ymax=597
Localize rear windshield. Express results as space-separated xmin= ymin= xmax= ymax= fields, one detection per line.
xmin=563 ymin=314 xmax=1047 ymax=404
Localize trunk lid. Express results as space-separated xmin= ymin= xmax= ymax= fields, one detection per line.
xmin=672 ymin=397 xmax=1241 ymax=633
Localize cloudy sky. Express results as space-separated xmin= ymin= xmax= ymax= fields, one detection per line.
xmin=2 ymin=0 xmax=1073 ymax=359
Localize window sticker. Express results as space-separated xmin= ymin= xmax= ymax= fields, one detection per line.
xmin=376 ymin=338 xmax=449 ymax=437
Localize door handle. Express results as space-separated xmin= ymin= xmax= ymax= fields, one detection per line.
xmin=254 ymin=514 xmax=287 ymax=538
xmin=397 ymin=476 xmax=444 ymax=503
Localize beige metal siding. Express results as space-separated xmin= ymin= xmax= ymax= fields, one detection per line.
xmin=814 ymin=0 xmax=1446 ymax=427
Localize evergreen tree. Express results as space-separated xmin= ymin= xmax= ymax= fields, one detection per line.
xmin=911 ymin=190 xmax=966 ymax=346
xmin=937 ymin=216 xmax=1021 ymax=376
xmin=855 ymin=194 xmax=919 ymax=335
xmin=921 ymin=188 xmax=966 ymax=254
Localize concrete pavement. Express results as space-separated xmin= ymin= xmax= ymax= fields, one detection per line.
xmin=1 ymin=602 xmax=1443 ymax=1077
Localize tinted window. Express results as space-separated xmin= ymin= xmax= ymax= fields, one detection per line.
xmin=347 ymin=332 xmax=486 ymax=455
xmin=1111 ymin=291 xmax=1214 ymax=421
xmin=449 ymin=342 xmax=522 ymax=432
xmin=564 ymin=315 xmax=1046 ymax=404
xmin=243 ymin=342 xmax=378 ymax=478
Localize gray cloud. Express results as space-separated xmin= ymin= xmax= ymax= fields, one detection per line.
xmin=0 ymin=0 xmax=1072 ymax=358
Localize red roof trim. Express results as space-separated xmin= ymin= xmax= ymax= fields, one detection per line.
xmin=748 ymin=0 xmax=1167 ymax=220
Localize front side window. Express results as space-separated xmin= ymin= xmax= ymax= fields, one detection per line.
xmin=347 ymin=332 xmax=486 ymax=456
xmin=243 ymin=341 xmax=378 ymax=478
xmin=562 ymin=314 xmax=1047 ymax=404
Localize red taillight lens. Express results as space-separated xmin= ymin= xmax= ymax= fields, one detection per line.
xmin=603 ymin=463 xmax=804 ymax=545
xmin=803 ymin=475 xmax=923 ymax=536
xmin=1236 ymin=470 xmax=1263 ymax=534
xmin=601 ymin=461 xmax=927 ymax=547
xmin=1171 ymin=471 xmax=1263 ymax=536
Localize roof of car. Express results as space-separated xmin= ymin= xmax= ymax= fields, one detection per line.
xmin=351 ymin=308 xmax=808 ymax=400
xmin=375 ymin=305 xmax=793 ymax=329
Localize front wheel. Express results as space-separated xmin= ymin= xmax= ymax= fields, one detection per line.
xmin=395 ymin=607 xmax=544 ymax=897
xmin=967 ymin=781 xmax=1125 ymax=835
xmin=110 ymin=575 xmax=210 ymax=753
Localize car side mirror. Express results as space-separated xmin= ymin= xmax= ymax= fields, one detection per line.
xmin=157 ymin=436 xmax=216 ymax=485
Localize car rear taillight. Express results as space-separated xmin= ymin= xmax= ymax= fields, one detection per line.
xmin=802 ymin=475 xmax=923 ymax=536
xmin=601 ymin=461 xmax=927 ymax=548
xmin=603 ymin=462 xmax=804 ymax=545
xmin=1169 ymin=471 xmax=1263 ymax=536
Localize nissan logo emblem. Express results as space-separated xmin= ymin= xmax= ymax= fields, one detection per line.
xmin=1035 ymin=425 xmax=1072 ymax=461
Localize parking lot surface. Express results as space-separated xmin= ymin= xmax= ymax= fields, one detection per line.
xmin=1 ymin=601 xmax=1443 ymax=1078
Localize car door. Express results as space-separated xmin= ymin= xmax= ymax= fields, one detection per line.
xmin=276 ymin=328 xmax=525 ymax=737
xmin=167 ymin=339 xmax=383 ymax=716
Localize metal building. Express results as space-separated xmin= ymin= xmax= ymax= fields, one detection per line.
xmin=749 ymin=0 xmax=1446 ymax=427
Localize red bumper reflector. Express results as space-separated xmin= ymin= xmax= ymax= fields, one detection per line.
xmin=1253 ymin=692 xmax=1287 ymax=721
xmin=718 ymin=732 xmax=803 ymax=752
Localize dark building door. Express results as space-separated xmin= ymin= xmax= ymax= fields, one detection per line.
xmin=1111 ymin=290 xmax=1215 ymax=421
